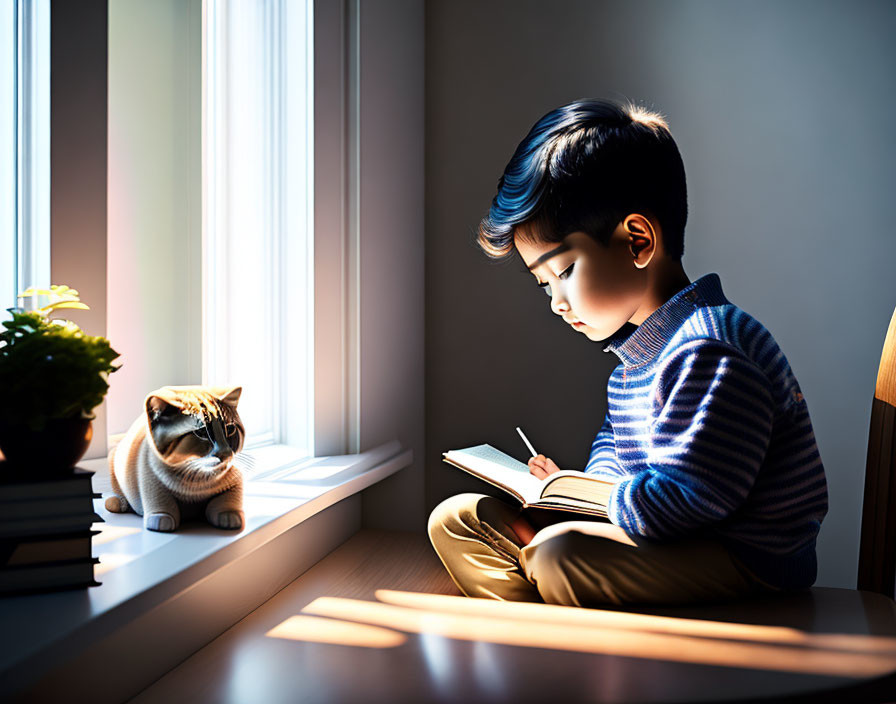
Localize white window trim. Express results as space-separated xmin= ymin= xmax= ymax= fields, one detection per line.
xmin=1 ymin=0 xmax=50 ymax=311
xmin=15 ymin=0 xmax=50 ymax=298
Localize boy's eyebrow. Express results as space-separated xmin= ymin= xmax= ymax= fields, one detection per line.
xmin=526 ymin=242 xmax=571 ymax=271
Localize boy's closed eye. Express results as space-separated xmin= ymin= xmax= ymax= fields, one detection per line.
xmin=537 ymin=263 xmax=575 ymax=295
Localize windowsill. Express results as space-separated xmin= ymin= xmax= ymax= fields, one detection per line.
xmin=0 ymin=439 xmax=411 ymax=692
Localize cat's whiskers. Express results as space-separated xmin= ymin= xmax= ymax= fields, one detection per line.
xmin=236 ymin=451 xmax=256 ymax=466
xmin=233 ymin=451 xmax=256 ymax=476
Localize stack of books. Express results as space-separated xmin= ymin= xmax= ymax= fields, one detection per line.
xmin=0 ymin=463 xmax=103 ymax=596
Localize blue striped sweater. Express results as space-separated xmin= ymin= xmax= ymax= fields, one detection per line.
xmin=585 ymin=273 xmax=828 ymax=590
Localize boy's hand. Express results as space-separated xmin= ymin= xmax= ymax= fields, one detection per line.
xmin=528 ymin=454 xmax=562 ymax=480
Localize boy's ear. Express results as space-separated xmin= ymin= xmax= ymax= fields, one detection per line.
xmin=624 ymin=214 xmax=657 ymax=269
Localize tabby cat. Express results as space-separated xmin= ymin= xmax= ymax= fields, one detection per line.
xmin=106 ymin=385 xmax=246 ymax=532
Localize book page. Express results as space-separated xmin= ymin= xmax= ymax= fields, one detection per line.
xmin=442 ymin=444 xmax=543 ymax=504
xmin=528 ymin=496 xmax=608 ymax=517
xmin=540 ymin=471 xmax=614 ymax=507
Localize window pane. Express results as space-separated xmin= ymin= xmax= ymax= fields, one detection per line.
xmin=204 ymin=0 xmax=275 ymax=442
xmin=204 ymin=0 xmax=313 ymax=450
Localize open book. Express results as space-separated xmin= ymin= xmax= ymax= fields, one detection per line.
xmin=442 ymin=444 xmax=614 ymax=518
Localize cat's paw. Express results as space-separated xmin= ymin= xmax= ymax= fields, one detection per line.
xmin=209 ymin=510 xmax=244 ymax=530
xmin=145 ymin=512 xmax=178 ymax=532
xmin=105 ymin=495 xmax=130 ymax=513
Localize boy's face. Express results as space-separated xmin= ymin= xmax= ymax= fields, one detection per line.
xmin=514 ymin=220 xmax=651 ymax=342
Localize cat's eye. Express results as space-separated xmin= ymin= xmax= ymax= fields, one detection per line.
xmin=225 ymin=423 xmax=237 ymax=437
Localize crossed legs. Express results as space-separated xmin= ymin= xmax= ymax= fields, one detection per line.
xmin=428 ymin=493 xmax=772 ymax=607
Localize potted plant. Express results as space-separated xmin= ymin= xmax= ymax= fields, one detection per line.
xmin=0 ymin=285 xmax=121 ymax=473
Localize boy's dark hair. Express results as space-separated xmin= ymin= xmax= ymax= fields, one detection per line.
xmin=477 ymin=98 xmax=688 ymax=260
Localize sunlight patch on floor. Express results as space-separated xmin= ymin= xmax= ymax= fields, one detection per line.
xmin=261 ymin=589 xmax=896 ymax=678
xmin=265 ymin=614 xmax=406 ymax=648
xmin=376 ymin=589 xmax=896 ymax=655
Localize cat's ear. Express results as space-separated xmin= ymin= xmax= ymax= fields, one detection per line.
xmin=146 ymin=395 xmax=170 ymax=419
xmin=144 ymin=389 xmax=188 ymax=456
xmin=213 ymin=386 xmax=242 ymax=408
xmin=145 ymin=387 xmax=182 ymax=419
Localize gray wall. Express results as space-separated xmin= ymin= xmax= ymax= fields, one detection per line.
xmin=425 ymin=0 xmax=896 ymax=589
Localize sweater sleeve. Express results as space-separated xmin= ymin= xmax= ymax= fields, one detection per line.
xmin=583 ymin=412 xmax=626 ymax=479
xmin=607 ymin=341 xmax=775 ymax=539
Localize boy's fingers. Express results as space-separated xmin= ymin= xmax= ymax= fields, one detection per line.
xmin=529 ymin=464 xmax=548 ymax=479
xmin=528 ymin=455 xmax=551 ymax=479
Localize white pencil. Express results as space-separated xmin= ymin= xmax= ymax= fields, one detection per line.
xmin=515 ymin=426 xmax=537 ymax=458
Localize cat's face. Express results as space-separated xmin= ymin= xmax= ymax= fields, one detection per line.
xmin=144 ymin=386 xmax=245 ymax=470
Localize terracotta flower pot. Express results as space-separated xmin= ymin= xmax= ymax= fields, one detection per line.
xmin=0 ymin=416 xmax=94 ymax=476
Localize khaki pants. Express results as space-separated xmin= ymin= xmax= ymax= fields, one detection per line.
xmin=427 ymin=493 xmax=778 ymax=607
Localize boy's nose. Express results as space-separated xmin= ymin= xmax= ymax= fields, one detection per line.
xmin=550 ymin=291 xmax=570 ymax=315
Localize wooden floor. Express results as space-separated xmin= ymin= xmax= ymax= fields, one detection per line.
xmin=130 ymin=530 xmax=896 ymax=704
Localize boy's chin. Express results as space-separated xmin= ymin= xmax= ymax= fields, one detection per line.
xmin=577 ymin=323 xmax=621 ymax=342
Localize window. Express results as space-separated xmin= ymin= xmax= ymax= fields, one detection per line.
xmin=52 ymin=0 xmax=376 ymax=469
xmin=1 ymin=0 xmax=50 ymax=313
xmin=107 ymin=0 xmax=316 ymax=457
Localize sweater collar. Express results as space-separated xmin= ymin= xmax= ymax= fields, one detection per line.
xmin=602 ymin=273 xmax=729 ymax=367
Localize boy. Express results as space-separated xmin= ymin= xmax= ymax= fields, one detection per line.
xmin=428 ymin=98 xmax=828 ymax=607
